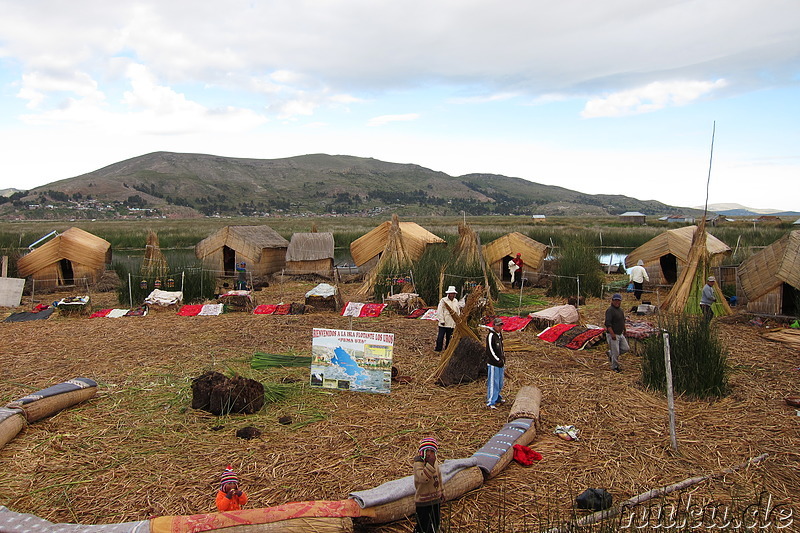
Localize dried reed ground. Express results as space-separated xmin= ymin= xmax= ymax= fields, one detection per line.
xmin=0 ymin=281 xmax=798 ymax=531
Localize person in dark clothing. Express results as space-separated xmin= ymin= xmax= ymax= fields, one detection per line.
xmin=235 ymin=262 xmax=247 ymax=290
xmin=485 ymin=317 xmax=505 ymax=408
xmin=604 ymin=293 xmax=629 ymax=372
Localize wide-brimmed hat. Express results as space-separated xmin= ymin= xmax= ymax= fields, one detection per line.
xmin=445 ymin=286 xmax=457 ymax=294
xmin=707 ymin=276 xmax=716 ymax=282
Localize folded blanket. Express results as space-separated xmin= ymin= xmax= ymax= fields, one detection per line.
xmin=90 ymin=309 xmax=112 ymax=318
xmin=349 ymin=458 xmax=478 ymax=508
xmin=274 ymin=303 xmax=292 ymax=315
xmin=3 ymin=308 xmax=55 ymax=322
xmin=537 ymin=323 xmax=576 ymax=342
xmin=625 ymin=319 xmax=660 ymax=340
xmin=124 ymin=306 xmax=147 ymax=317
xmin=177 ymin=304 xmax=203 ymax=316
xmin=501 ymin=316 xmax=532 ymax=332
xmin=472 ymin=418 xmax=534 ymax=474
xmin=107 ymin=309 xmax=129 ymax=318
xmin=151 ymin=500 xmax=361 ymax=533
xmin=253 ymin=304 xmax=277 ymax=315
xmin=561 ymin=327 xmax=605 ymax=350
xmin=0 ymin=506 xmax=148 ymax=533
xmin=144 ymin=289 xmax=182 ymax=306
xmin=404 ymin=308 xmax=428 ymax=319
xmin=419 ymin=308 xmax=438 ymax=320
xmin=360 ymin=303 xmax=386 ymax=317
xmin=198 ymin=303 xmax=224 ymax=316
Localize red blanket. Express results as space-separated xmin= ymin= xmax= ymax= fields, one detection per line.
xmin=90 ymin=309 xmax=112 ymax=318
xmin=177 ymin=304 xmax=203 ymax=316
xmin=360 ymin=303 xmax=386 ymax=317
xmin=253 ymin=304 xmax=277 ymax=315
xmin=537 ymin=323 xmax=577 ymax=342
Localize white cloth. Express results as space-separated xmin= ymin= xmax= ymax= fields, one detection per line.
xmin=508 ymin=259 xmax=519 ymax=282
xmin=341 ymin=302 xmax=365 ymax=317
xmin=107 ymin=309 xmax=129 ymax=318
xmin=436 ymin=296 xmax=464 ymax=328
xmin=628 ymin=265 xmax=649 ymax=284
xmin=198 ymin=303 xmax=224 ymax=316
xmin=529 ymin=304 xmax=580 ymax=325
xmin=305 ymin=283 xmax=337 ymax=298
xmin=144 ymin=289 xmax=183 ymax=306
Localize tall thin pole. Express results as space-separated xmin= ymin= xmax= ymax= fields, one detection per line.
xmin=128 ymin=273 xmax=133 ymax=308
xmin=664 ymin=332 xmax=678 ymax=451
xmin=703 ymin=121 xmax=715 ymax=218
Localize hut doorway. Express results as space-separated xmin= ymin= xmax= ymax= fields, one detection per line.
xmin=782 ymin=283 xmax=799 ymax=316
xmin=58 ymin=258 xmax=74 ymax=285
xmin=502 ymin=255 xmax=514 ymax=281
xmin=223 ymin=246 xmax=236 ymax=276
xmin=660 ymin=254 xmax=678 ymax=284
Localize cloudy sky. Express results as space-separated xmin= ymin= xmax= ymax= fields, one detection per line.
xmin=1 ymin=0 xmax=798 ymax=211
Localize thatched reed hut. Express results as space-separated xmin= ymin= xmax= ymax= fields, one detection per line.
xmin=625 ymin=225 xmax=731 ymax=286
xmin=16 ymin=227 xmax=111 ymax=290
xmin=195 ymin=225 xmax=289 ymax=277
xmin=285 ymin=232 xmax=335 ymax=276
xmin=482 ymin=232 xmax=549 ymax=284
xmin=738 ymin=230 xmax=800 ymax=316
xmin=350 ymin=219 xmax=445 ymax=272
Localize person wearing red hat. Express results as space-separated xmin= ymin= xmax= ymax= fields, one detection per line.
xmin=413 ymin=437 xmax=443 ymax=533
xmin=216 ymin=465 xmax=248 ymax=511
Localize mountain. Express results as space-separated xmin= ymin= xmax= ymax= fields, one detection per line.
xmin=5 ymin=151 xmax=687 ymax=219
xmin=698 ymin=203 xmax=799 ymax=217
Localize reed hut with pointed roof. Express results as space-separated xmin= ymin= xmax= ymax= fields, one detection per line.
xmin=482 ymin=232 xmax=549 ymax=284
xmin=350 ymin=218 xmax=445 ymax=273
xmin=17 ymin=227 xmax=111 ymax=290
xmin=195 ymin=225 xmax=289 ymax=277
xmin=738 ymin=230 xmax=800 ymax=316
xmin=285 ymin=231 xmax=335 ymax=276
xmin=625 ymin=225 xmax=731 ymax=286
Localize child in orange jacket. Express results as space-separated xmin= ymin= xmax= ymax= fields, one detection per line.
xmin=215 ymin=465 xmax=248 ymax=511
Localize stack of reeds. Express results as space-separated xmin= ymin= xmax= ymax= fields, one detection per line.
xmin=140 ymin=230 xmax=169 ymax=279
xmin=357 ymin=214 xmax=412 ymax=299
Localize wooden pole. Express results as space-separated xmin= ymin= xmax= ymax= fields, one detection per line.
xmin=664 ymin=332 xmax=678 ymax=451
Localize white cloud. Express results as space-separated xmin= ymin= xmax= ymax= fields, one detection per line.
xmin=581 ymin=79 xmax=728 ymax=118
xmin=367 ymin=114 xmax=420 ymax=127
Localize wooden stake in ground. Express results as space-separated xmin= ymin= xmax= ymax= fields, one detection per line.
xmin=544 ymin=453 xmax=769 ymax=533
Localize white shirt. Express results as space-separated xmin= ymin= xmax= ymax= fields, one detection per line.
xmin=628 ymin=265 xmax=649 ymax=284
xmin=436 ymin=296 xmax=464 ymax=328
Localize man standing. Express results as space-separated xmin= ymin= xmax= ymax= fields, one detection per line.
xmin=604 ymin=293 xmax=629 ymax=373
xmin=510 ymin=253 xmax=524 ymax=288
xmin=485 ymin=317 xmax=505 ymax=409
xmin=628 ymin=259 xmax=649 ymax=301
xmin=435 ymin=286 xmax=463 ymax=352
xmin=700 ymin=276 xmax=717 ymax=322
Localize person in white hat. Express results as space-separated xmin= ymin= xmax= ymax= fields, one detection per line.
xmin=700 ymin=276 xmax=717 ymax=322
xmin=435 ymin=286 xmax=464 ymax=352
xmin=628 ymin=259 xmax=649 ymax=301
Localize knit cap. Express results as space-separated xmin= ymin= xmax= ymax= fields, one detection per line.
xmin=418 ymin=437 xmax=439 ymax=457
xmin=220 ymin=465 xmax=239 ymax=489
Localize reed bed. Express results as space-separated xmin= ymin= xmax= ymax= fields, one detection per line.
xmin=0 ymin=281 xmax=798 ymax=531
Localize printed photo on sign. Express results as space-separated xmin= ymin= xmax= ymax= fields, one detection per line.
xmin=311 ymin=328 xmax=394 ymax=394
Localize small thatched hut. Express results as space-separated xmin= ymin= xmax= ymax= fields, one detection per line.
xmin=625 ymin=225 xmax=731 ymax=285
xmin=285 ymin=232 xmax=335 ymax=276
xmin=16 ymin=227 xmax=111 ymax=290
xmin=350 ymin=219 xmax=445 ymax=272
xmin=738 ymin=230 xmax=800 ymax=316
xmin=195 ymin=225 xmax=289 ymax=277
xmin=482 ymin=232 xmax=549 ymax=284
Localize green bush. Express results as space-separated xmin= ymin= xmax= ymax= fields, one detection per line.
xmin=641 ymin=313 xmax=728 ymax=398
xmin=547 ymin=236 xmax=605 ymax=299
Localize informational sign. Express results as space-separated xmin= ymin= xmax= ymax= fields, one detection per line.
xmin=311 ymin=328 xmax=394 ymax=394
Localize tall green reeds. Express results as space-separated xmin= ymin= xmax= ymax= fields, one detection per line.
xmin=547 ymin=236 xmax=605 ymax=299
xmin=641 ymin=313 xmax=728 ymax=398
xmin=113 ymin=256 xmax=216 ymax=306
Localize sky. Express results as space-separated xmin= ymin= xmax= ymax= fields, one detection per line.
xmin=0 ymin=1 xmax=798 ymax=212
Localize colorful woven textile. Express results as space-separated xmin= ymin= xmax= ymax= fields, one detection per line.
xmin=561 ymin=327 xmax=605 ymax=350
xmin=360 ymin=303 xmax=386 ymax=317
xmin=124 ymin=306 xmax=148 ymax=317
xmin=419 ymin=308 xmax=438 ymax=320
xmin=274 ymin=303 xmax=292 ymax=315
xmin=150 ymin=500 xmax=362 ymax=533
xmin=537 ymin=323 xmax=576 ymax=342
xmin=177 ymin=305 xmax=203 ymax=316
xmin=625 ymin=320 xmax=660 ymax=340
xmin=404 ymin=308 xmax=428 ymax=319
xmin=90 ymin=309 xmax=112 ymax=318
xmin=253 ymin=304 xmax=277 ymax=315
xmin=500 ymin=316 xmax=532 ymax=332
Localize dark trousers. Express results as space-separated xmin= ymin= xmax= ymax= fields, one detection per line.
xmin=633 ymin=281 xmax=643 ymax=300
xmin=700 ymin=304 xmax=713 ymax=322
xmin=415 ymin=502 xmax=441 ymax=533
xmin=435 ymin=326 xmax=453 ymax=352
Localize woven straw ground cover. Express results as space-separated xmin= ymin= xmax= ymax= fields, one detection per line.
xmin=0 ymin=281 xmax=798 ymax=531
